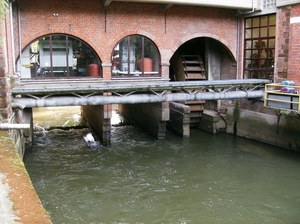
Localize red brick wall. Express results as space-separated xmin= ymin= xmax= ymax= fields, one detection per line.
xmin=287 ymin=4 xmax=300 ymax=84
xmin=275 ymin=4 xmax=300 ymax=85
xmin=0 ymin=11 xmax=13 ymax=120
xmin=16 ymin=0 xmax=238 ymax=80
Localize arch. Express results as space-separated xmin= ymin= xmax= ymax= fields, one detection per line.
xmin=22 ymin=30 xmax=101 ymax=60
xmin=111 ymin=34 xmax=161 ymax=78
xmin=17 ymin=34 xmax=102 ymax=79
xmin=169 ymin=35 xmax=237 ymax=82
xmin=171 ymin=33 xmax=236 ymax=62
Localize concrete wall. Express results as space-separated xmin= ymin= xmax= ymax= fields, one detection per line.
xmin=119 ymin=102 xmax=169 ymax=140
xmin=226 ymin=107 xmax=300 ymax=151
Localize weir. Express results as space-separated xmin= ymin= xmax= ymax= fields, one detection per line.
xmin=10 ymin=79 xmax=271 ymax=154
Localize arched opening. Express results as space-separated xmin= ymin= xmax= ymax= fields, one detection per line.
xmin=17 ymin=34 xmax=102 ymax=79
xmin=169 ymin=37 xmax=236 ymax=128
xmin=111 ymin=35 xmax=160 ymax=78
xmin=169 ymin=37 xmax=235 ymax=82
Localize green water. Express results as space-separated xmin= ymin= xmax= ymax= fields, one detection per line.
xmin=24 ymin=116 xmax=300 ymax=223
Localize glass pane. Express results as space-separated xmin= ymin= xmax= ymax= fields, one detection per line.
xmin=269 ymin=39 xmax=275 ymax=48
xmin=253 ymin=17 xmax=259 ymax=27
xmin=245 ymin=50 xmax=252 ymax=58
xmin=244 ymin=70 xmax=251 ymax=79
xmin=112 ymin=35 xmax=160 ymax=77
xmin=261 ymin=39 xmax=267 ymax=49
xmin=245 ymin=59 xmax=251 ymax=68
xmin=18 ymin=35 xmax=100 ymax=78
xmin=269 ymin=14 xmax=276 ymax=25
xmin=245 ymin=29 xmax=252 ymax=38
xmin=260 ymin=27 xmax=267 ymax=37
xmin=245 ymin=18 xmax=252 ymax=28
xmin=245 ymin=40 xmax=252 ymax=49
xmin=143 ymin=38 xmax=159 ymax=75
xmin=261 ymin=16 xmax=267 ymax=26
xmin=253 ymin=28 xmax=259 ymax=38
xmin=269 ymin=26 xmax=275 ymax=36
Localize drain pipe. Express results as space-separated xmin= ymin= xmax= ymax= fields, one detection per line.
xmin=9 ymin=0 xmax=16 ymax=73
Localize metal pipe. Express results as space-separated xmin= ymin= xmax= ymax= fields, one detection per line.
xmin=13 ymin=90 xmax=264 ymax=108
xmin=10 ymin=1 xmax=16 ymax=73
xmin=0 ymin=123 xmax=30 ymax=130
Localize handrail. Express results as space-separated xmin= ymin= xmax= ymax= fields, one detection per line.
xmin=264 ymin=83 xmax=300 ymax=111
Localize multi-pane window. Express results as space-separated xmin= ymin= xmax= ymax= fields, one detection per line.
xmin=18 ymin=35 xmax=101 ymax=78
xmin=244 ymin=14 xmax=276 ymax=79
xmin=112 ymin=35 xmax=160 ymax=77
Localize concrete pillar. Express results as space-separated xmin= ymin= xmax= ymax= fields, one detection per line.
xmin=81 ymin=104 xmax=112 ymax=146
xmin=167 ymin=102 xmax=190 ymax=137
xmin=22 ymin=108 xmax=33 ymax=151
xmin=205 ymin=38 xmax=221 ymax=81
xmin=119 ymin=102 xmax=169 ymax=140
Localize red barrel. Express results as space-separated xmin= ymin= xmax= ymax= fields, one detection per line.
xmin=88 ymin=64 xmax=99 ymax=77
xmin=143 ymin=58 xmax=152 ymax=72
xmin=137 ymin=58 xmax=153 ymax=73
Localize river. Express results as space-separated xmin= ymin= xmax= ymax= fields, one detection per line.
xmin=24 ymin=107 xmax=300 ymax=224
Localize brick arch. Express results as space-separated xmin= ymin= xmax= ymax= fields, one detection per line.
xmin=171 ymin=33 xmax=236 ymax=62
xmin=21 ymin=30 xmax=103 ymax=62
xmin=108 ymin=30 xmax=159 ymax=55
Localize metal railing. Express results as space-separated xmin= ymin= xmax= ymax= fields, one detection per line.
xmin=11 ymin=79 xmax=271 ymax=108
xmin=264 ymin=83 xmax=300 ymax=111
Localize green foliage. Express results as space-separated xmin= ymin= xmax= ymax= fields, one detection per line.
xmin=1 ymin=0 xmax=9 ymax=18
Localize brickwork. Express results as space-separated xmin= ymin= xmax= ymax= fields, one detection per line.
xmin=16 ymin=0 xmax=238 ymax=80
xmin=275 ymin=6 xmax=291 ymax=82
xmin=0 ymin=11 xmax=12 ymax=121
xmin=275 ymin=4 xmax=300 ymax=85
xmin=287 ymin=4 xmax=300 ymax=84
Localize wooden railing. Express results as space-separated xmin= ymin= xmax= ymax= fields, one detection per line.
xmin=264 ymin=83 xmax=300 ymax=111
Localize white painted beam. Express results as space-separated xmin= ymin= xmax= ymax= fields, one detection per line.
xmin=110 ymin=0 xmax=254 ymax=9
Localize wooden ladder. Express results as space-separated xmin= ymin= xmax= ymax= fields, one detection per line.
xmin=181 ymin=54 xmax=206 ymax=127
xmin=181 ymin=55 xmax=206 ymax=81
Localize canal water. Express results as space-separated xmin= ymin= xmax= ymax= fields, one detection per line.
xmin=24 ymin=107 xmax=300 ymax=224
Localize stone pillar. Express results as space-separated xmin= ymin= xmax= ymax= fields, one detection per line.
xmin=119 ymin=102 xmax=169 ymax=140
xmin=81 ymin=104 xmax=112 ymax=146
xmin=167 ymin=102 xmax=190 ymax=138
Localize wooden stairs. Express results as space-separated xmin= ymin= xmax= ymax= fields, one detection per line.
xmin=181 ymin=54 xmax=206 ymax=127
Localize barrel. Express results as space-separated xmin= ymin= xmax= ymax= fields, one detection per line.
xmin=88 ymin=64 xmax=99 ymax=77
xmin=137 ymin=58 xmax=153 ymax=73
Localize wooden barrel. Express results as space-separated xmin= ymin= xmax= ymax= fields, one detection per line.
xmin=88 ymin=64 xmax=99 ymax=77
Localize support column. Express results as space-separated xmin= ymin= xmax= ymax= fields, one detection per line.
xmin=167 ymin=102 xmax=190 ymax=137
xmin=119 ymin=102 xmax=169 ymax=140
xmin=81 ymin=104 xmax=112 ymax=146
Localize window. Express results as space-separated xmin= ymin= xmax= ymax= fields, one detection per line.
xmin=18 ymin=35 xmax=101 ymax=79
xmin=244 ymin=14 xmax=276 ymax=79
xmin=112 ymin=35 xmax=160 ymax=77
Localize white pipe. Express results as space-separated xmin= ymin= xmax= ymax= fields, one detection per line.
xmin=0 ymin=123 xmax=30 ymax=130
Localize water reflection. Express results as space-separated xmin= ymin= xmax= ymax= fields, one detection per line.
xmin=24 ymin=112 xmax=300 ymax=224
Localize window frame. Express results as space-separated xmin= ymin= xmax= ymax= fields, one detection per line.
xmin=111 ymin=35 xmax=160 ymax=78
xmin=243 ymin=14 xmax=276 ymax=80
